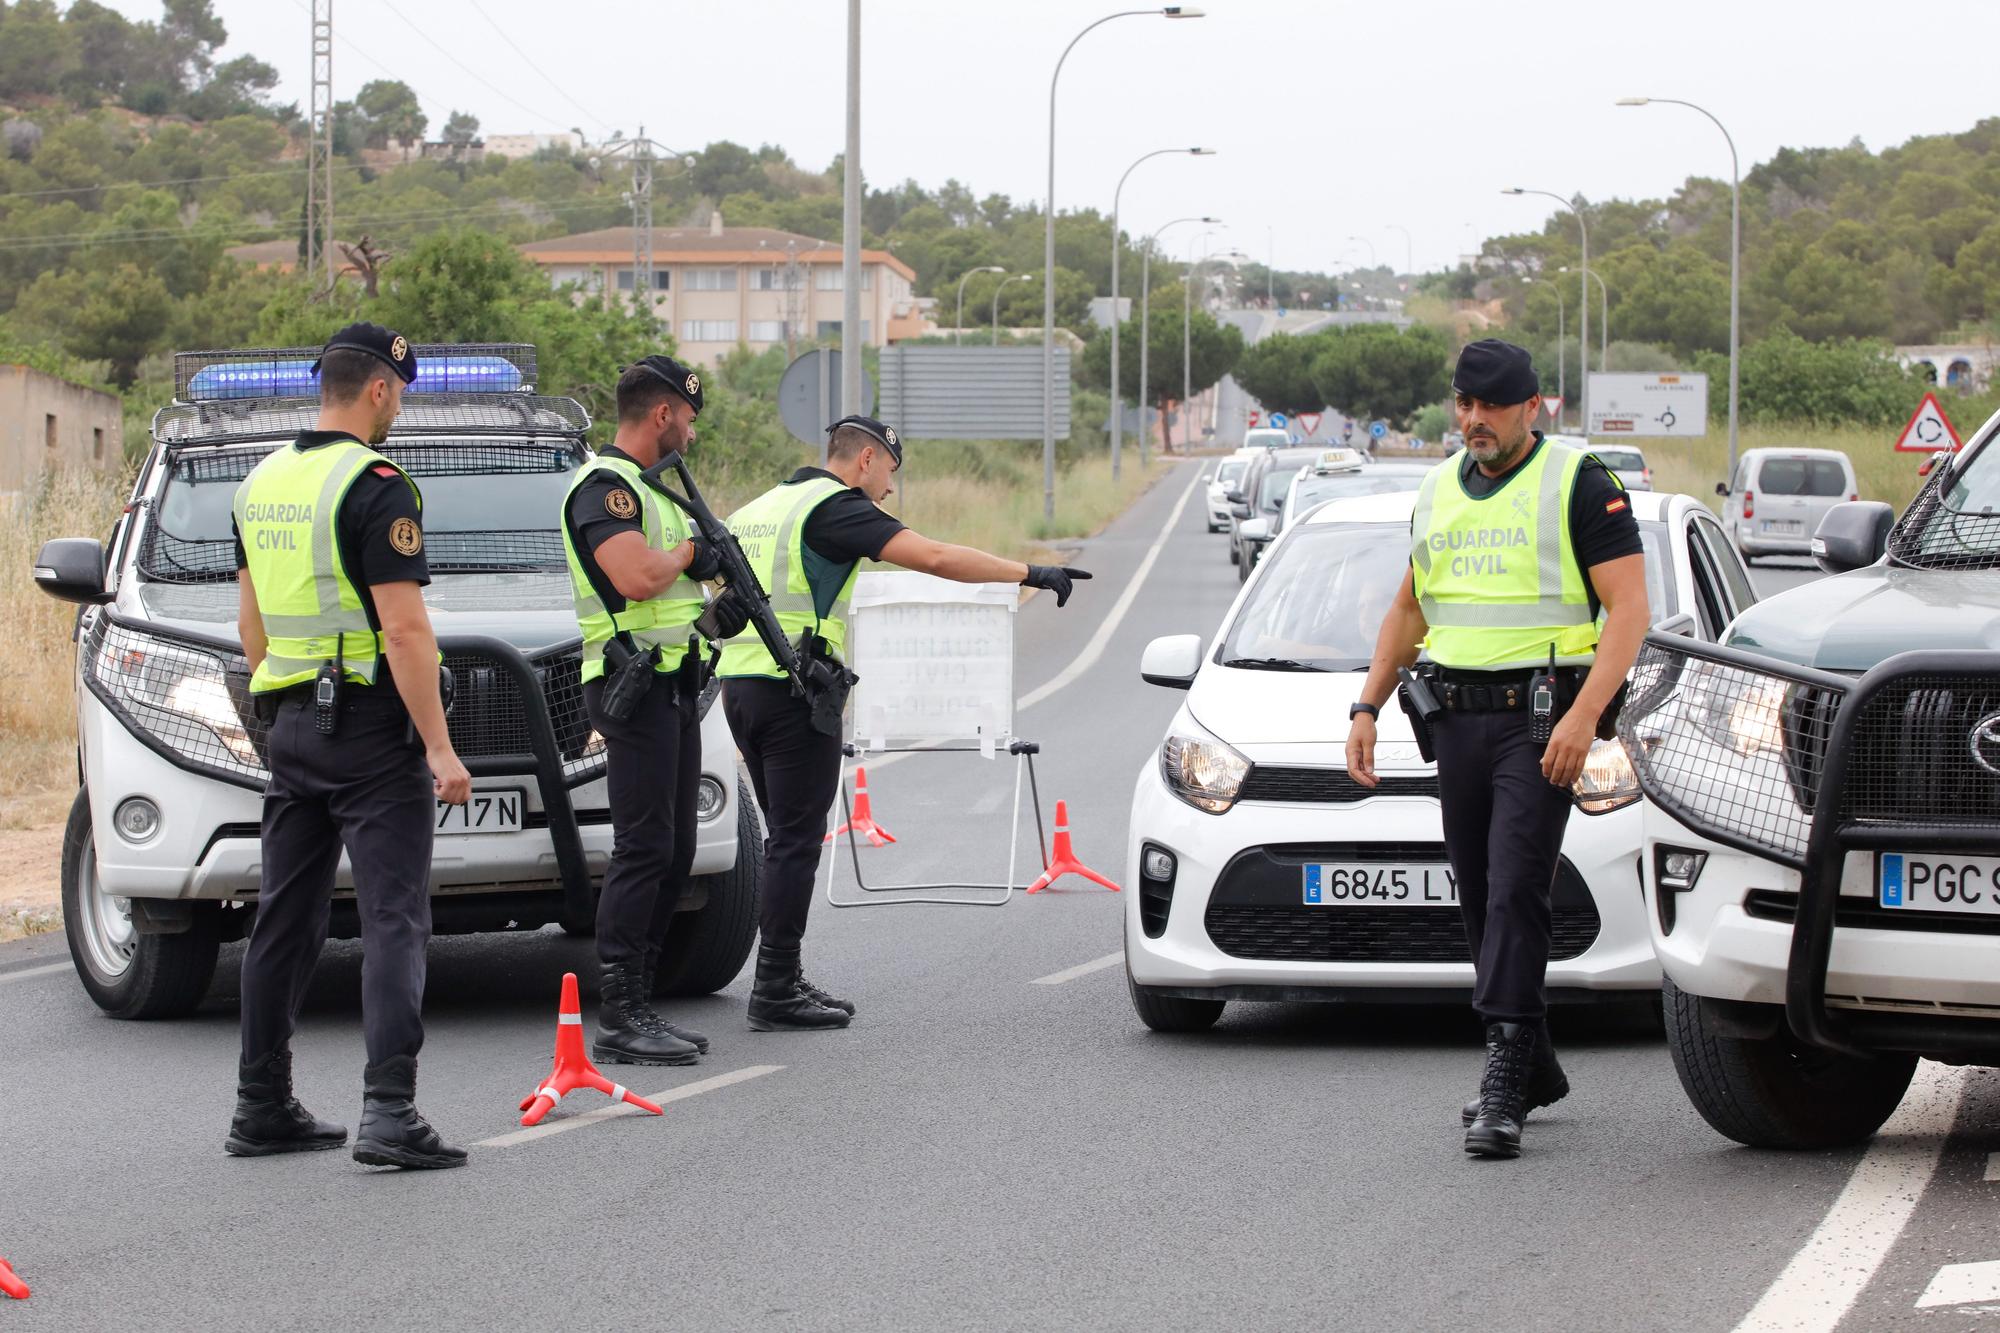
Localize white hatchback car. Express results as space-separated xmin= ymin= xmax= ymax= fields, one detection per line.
xmin=1123 ymin=486 xmax=1760 ymax=1031
xmin=1204 ymin=452 xmax=1256 ymax=533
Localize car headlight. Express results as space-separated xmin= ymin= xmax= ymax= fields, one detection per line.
xmin=85 ymin=617 xmax=265 ymax=780
xmin=1159 ymin=725 xmax=1250 ymax=815
xmin=1690 ymin=666 xmax=1788 ymax=758
xmin=1571 ymin=737 xmax=1639 ymax=814
xmin=164 ymin=674 xmax=261 ymax=767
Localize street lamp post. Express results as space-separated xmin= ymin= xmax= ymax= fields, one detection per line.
xmin=1504 ymin=187 xmax=1589 ymax=430
xmin=1387 ymin=223 xmax=1413 ymax=282
xmin=993 ymin=272 xmax=1031 ymax=344
xmin=1111 ymin=146 xmax=1212 ymax=481
xmin=1533 ymin=277 xmax=1566 ymax=427
xmin=1183 ymin=229 xmax=1219 ymax=451
xmin=1138 ymin=214 xmax=1216 ymax=466
xmin=955 ymin=266 xmax=1005 ymax=347
xmin=1559 ymin=265 xmax=1608 ymax=371
xmin=1619 ymin=96 xmax=1741 ymax=479
xmin=1042 ymin=6 xmax=1205 ymax=520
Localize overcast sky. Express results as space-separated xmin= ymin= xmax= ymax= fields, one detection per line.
xmin=106 ymin=0 xmax=2000 ymax=276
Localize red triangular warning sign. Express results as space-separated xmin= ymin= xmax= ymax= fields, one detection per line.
xmin=1894 ymin=391 xmax=1962 ymax=453
xmin=1542 ymin=396 xmax=1564 ymax=420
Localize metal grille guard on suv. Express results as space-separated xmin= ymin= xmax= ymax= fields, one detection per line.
xmin=80 ymin=607 xmax=603 ymax=926
xmin=1620 ymin=631 xmax=2000 ymax=1059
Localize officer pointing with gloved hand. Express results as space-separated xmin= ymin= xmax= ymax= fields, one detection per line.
xmin=561 ymin=354 xmax=734 ymax=1068
xmin=718 ymin=415 xmax=1089 ymax=1032
xmin=228 ymin=322 xmax=472 ymax=1170
xmin=1344 ymin=340 xmax=1648 ymax=1160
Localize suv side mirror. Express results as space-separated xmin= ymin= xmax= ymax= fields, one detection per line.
xmin=1139 ymin=634 xmax=1202 ymax=690
xmin=32 ymin=537 xmax=112 ymax=606
xmin=1230 ymin=502 xmax=1252 ymax=520
xmin=1239 ymin=517 xmax=1273 ymax=543
xmin=1223 ymin=488 xmax=1245 ymax=504
xmin=1714 ymin=482 xmax=1729 ymax=498
xmin=1811 ymin=501 xmax=1894 ymax=575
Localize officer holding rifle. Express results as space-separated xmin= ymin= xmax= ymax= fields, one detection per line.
xmin=1344 ymin=340 xmax=1648 ymax=1160
xmin=712 ymin=415 xmax=1091 ymax=1032
xmin=560 ymin=355 xmax=740 ymax=1066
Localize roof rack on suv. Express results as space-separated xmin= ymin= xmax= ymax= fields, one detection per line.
xmin=153 ymin=393 xmax=592 ymax=448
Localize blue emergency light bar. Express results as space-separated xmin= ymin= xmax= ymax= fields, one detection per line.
xmin=174 ymin=343 xmax=537 ymax=402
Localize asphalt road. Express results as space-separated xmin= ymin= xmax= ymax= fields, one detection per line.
xmin=3 ymin=465 xmax=1996 ymax=1331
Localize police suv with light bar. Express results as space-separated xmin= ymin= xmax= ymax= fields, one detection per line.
xmin=31 ymin=344 xmax=758 ymax=1019
xmin=1621 ymin=404 xmax=2000 ymax=1148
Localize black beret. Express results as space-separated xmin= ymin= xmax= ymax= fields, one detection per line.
xmin=313 ymin=321 xmax=417 ymax=384
xmin=828 ymin=414 xmax=901 ymax=466
xmin=1451 ymin=339 xmax=1539 ymax=406
xmin=631 ymin=354 xmax=703 ymax=415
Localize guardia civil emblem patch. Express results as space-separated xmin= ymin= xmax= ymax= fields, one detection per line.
xmin=388 ymin=516 xmax=423 ymax=555
xmin=606 ymin=488 xmax=639 ymax=520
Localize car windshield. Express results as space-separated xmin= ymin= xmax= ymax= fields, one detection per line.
xmin=1594 ymin=449 xmax=1645 ymax=471
xmin=138 ymin=436 xmax=587 ymax=583
xmin=1221 ymin=523 xmax=1408 ymax=670
xmin=1891 ymin=435 xmax=2000 ymax=569
xmin=1757 ymin=457 xmax=1847 ymax=496
xmin=1291 ymin=467 xmax=1429 ymax=512
xmin=1257 ymin=469 xmax=1297 ymax=511
xmin=1216 ymin=459 xmax=1247 ymax=486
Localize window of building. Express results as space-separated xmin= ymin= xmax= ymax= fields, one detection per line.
xmin=750 ymin=268 xmax=793 ymax=291
xmin=45 ymin=414 xmax=57 ymax=449
xmin=812 ymin=268 xmax=875 ymax=292
xmin=93 ymin=427 xmax=104 ymax=460
xmin=684 ymin=268 xmax=737 ymax=291
xmin=616 ymin=269 xmax=669 ymax=291
xmin=682 ymin=320 xmax=738 ymax=342
xmin=747 ymin=320 xmax=791 ymax=343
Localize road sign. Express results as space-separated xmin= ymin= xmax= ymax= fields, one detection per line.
xmin=778 ymin=350 xmax=876 ymax=452
xmin=1269 ymin=412 xmax=1289 ymax=429
xmin=1298 ymin=412 xmax=1322 ymax=438
xmin=1368 ymin=420 xmax=1387 ymax=440
xmin=1894 ymin=391 xmax=1963 ymax=453
xmin=1342 ymin=420 xmax=1354 ymax=440
xmin=1587 ymin=373 xmax=1708 ymax=437
xmin=1247 ymin=410 xmax=1261 ymax=428
xmin=1542 ymin=396 xmax=1564 ymax=420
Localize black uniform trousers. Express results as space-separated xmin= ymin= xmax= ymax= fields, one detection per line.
xmin=586 ymin=664 xmax=702 ymax=969
xmin=239 ymin=692 xmax=433 ymax=1068
xmin=721 ymin=675 xmax=843 ymax=952
xmin=1430 ymin=703 xmax=1576 ymax=1024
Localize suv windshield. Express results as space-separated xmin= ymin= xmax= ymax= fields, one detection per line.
xmin=1757 ymin=457 xmax=1847 ymax=496
xmin=139 ymin=437 xmax=586 ymax=583
xmin=1892 ymin=436 xmax=2000 ymax=569
xmin=1291 ymin=467 xmax=1428 ymax=513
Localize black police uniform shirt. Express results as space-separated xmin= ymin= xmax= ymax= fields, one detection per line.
xmin=565 ymin=445 xmax=652 ymax=606
xmin=232 ymin=430 xmax=430 ymax=694
xmin=791 ymin=466 xmax=905 ymax=616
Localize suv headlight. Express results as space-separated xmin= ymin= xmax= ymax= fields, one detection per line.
xmin=1159 ymin=724 xmax=1250 ymax=815
xmin=1571 ymin=737 xmax=1639 ymax=815
xmin=85 ymin=617 xmax=265 ymax=781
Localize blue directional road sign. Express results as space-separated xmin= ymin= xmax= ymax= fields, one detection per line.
xmin=1268 ymin=412 xmax=1289 ymax=429
xmin=1368 ymin=420 xmax=1388 ymax=440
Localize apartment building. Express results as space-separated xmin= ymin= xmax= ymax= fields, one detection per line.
xmin=518 ymin=216 xmax=924 ymax=367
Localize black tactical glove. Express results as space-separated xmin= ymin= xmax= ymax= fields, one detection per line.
xmin=1021 ymin=564 xmax=1093 ymax=607
xmin=684 ymin=535 xmax=723 ymax=583
xmin=695 ymin=586 xmax=752 ymax=643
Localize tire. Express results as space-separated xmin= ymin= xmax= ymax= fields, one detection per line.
xmin=1661 ymin=976 xmax=1915 ymax=1149
xmin=1237 ymin=547 xmax=1252 ymax=584
xmin=1126 ymin=964 xmax=1225 ymax=1033
xmin=1228 ymin=540 xmax=1240 ymax=565
xmin=653 ymin=779 xmax=762 ymax=997
xmin=61 ymin=789 xmax=219 ymax=1020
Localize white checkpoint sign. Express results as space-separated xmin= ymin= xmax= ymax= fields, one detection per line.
xmin=1587 ymin=372 xmax=1709 ymax=437
xmin=848 ymin=572 xmax=1017 ymax=750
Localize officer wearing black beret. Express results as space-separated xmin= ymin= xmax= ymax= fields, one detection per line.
xmin=228 ymin=322 xmax=473 ymax=1169
xmin=560 ymin=354 xmax=728 ymax=1066
xmin=716 ymin=414 xmax=1091 ymax=1030
xmin=1344 ymin=339 xmax=1649 ymax=1158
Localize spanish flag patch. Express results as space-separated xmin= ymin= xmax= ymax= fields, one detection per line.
xmin=1606 ymin=496 xmax=1629 ymax=514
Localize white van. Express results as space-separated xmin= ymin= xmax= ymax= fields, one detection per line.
xmin=1717 ymin=448 xmax=1858 ymax=562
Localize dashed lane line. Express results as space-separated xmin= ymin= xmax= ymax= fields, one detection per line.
xmin=1916 ymin=1260 xmax=2000 ymax=1310
xmin=0 ymin=962 xmax=69 ymax=987
xmin=474 ymin=1064 xmax=783 ymax=1150
xmin=1031 ymin=952 xmax=1123 ymax=986
xmin=1986 ymin=1152 xmax=1998 ymax=1183
xmin=1733 ymin=1061 xmax=1967 ymax=1333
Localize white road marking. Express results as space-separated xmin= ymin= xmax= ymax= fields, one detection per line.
xmin=1031 ymin=951 xmax=1123 ymax=986
xmin=0 ymin=962 xmax=69 ymax=986
xmin=1733 ymin=1061 xmax=1967 ymax=1333
xmin=474 ymin=1064 xmax=783 ymax=1149
xmin=1916 ymin=1260 xmax=2000 ymax=1310
xmin=1015 ymin=461 xmax=1205 ymax=713
xmin=1986 ymin=1152 xmax=1999 ymax=1183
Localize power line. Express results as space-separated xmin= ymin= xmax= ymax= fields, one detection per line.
xmin=283 ymin=0 xmax=455 ymax=120
xmin=375 ymin=0 xmax=576 ymax=132
xmin=461 ymin=0 xmax=614 ymax=134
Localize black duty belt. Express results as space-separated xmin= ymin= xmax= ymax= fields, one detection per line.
xmin=1432 ymin=666 xmax=1582 ymax=714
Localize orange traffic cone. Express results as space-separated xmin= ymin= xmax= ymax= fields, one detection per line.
xmin=0 ymin=1257 xmax=28 ymax=1300
xmin=1025 ymin=800 xmax=1121 ymax=894
xmin=516 ymin=972 xmax=664 ymax=1127
xmin=824 ymin=766 xmax=896 ymax=847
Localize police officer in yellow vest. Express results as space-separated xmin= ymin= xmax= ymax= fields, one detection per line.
xmin=719 ymin=415 xmax=1090 ymax=1031
xmin=1345 ymin=340 xmax=1648 ymax=1160
xmin=561 ymin=355 xmax=731 ymax=1066
xmin=229 ymin=323 xmax=472 ymax=1170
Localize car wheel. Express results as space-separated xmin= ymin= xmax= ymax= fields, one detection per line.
xmin=1661 ymin=976 xmax=1914 ymax=1149
xmin=1126 ymin=964 xmax=1225 ymax=1033
xmin=1228 ymin=540 xmax=1240 ymax=565
xmin=1237 ymin=548 xmax=1252 ymax=584
xmin=61 ymin=789 xmax=219 ymax=1020
xmin=653 ymin=779 xmax=763 ymax=997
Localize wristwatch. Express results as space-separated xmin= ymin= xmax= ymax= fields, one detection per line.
xmin=1348 ymin=702 xmax=1380 ymax=721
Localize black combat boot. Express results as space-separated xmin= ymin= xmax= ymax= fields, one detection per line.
xmin=594 ymin=963 xmax=702 ymax=1066
xmin=352 ymin=1055 xmax=468 ymax=1170
xmin=794 ymin=953 xmax=855 ymax=1017
xmin=748 ymin=944 xmax=850 ymax=1032
xmin=1464 ymin=1022 xmax=1539 ymax=1159
xmin=224 ymin=1050 xmax=348 ymax=1157
xmin=1460 ymin=1022 xmax=1568 ymax=1126
xmin=637 ymin=955 xmax=711 ymax=1054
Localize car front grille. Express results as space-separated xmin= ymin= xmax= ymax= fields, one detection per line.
xmin=1238 ymin=767 xmax=1438 ymax=803
xmin=443 ymin=646 xmax=602 ymax=784
xmin=1840 ymin=676 xmax=2000 ymax=829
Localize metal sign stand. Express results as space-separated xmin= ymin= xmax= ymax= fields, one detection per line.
xmin=821 ymin=740 xmax=1049 ymax=909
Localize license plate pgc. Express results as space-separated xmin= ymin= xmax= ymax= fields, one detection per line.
xmin=1303 ymin=863 xmax=1458 ymax=906
xmin=1878 ymin=852 xmax=2000 ymax=916
xmin=437 ymin=788 xmax=526 ymax=836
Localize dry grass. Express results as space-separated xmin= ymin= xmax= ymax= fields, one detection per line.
xmin=1643 ymin=422 xmax=1935 ymax=515
xmin=893 ymin=452 xmax=1164 ymax=559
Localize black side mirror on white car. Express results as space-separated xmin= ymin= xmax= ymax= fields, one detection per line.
xmin=32 ymin=537 xmax=113 ymax=606
xmin=1811 ymin=501 xmax=1894 ymax=575
xmin=1140 ymin=634 xmax=1203 ymax=690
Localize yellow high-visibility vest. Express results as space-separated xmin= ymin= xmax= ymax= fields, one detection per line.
xmin=715 ymin=476 xmax=857 ymax=680
xmin=560 ymin=453 xmax=706 ymax=682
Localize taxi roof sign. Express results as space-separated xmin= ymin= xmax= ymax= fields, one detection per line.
xmin=1314 ymin=447 xmax=1365 ymax=474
